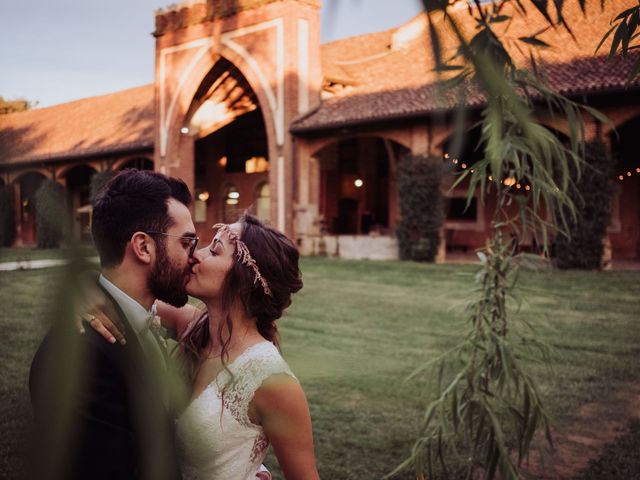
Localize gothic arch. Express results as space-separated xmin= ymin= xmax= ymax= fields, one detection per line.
xmin=114 ymin=156 xmax=154 ymax=171
xmin=159 ymin=45 xmax=278 ymax=163
xmin=308 ymin=133 xmax=412 ymax=158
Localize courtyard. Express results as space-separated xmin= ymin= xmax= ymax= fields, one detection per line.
xmin=1 ymin=252 xmax=639 ymax=479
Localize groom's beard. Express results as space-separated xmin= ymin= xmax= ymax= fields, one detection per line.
xmin=148 ymin=245 xmax=190 ymax=307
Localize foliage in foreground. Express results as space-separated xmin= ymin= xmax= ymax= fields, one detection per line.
xmin=394 ymin=0 xmax=635 ymax=478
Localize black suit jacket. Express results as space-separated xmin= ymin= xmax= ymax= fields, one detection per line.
xmin=29 ymin=283 xmax=182 ymax=480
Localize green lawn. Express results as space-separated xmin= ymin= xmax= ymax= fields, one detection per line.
xmin=1 ymin=258 xmax=639 ymax=479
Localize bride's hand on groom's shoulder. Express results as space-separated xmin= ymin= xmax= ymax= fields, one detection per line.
xmin=76 ymin=282 xmax=127 ymax=345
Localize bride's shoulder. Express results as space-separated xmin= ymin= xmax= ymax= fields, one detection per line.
xmin=232 ymin=342 xmax=296 ymax=386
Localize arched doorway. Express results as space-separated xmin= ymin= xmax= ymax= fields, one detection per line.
xmin=118 ymin=157 xmax=154 ymax=171
xmin=611 ymin=115 xmax=640 ymax=260
xmin=315 ymin=136 xmax=408 ymax=236
xmin=13 ymin=171 xmax=46 ymax=245
xmin=187 ymin=58 xmax=269 ymax=235
xmin=63 ymin=165 xmax=97 ymax=242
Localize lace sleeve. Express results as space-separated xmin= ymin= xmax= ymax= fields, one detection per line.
xmin=221 ymin=343 xmax=297 ymax=427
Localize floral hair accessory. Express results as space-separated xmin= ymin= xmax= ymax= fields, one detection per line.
xmin=213 ymin=223 xmax=272 ymax=296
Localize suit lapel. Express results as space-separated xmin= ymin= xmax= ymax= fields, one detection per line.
xmin=95 ymin=282 xmax=181 ymax=479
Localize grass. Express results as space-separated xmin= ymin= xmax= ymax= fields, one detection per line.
xmin=573 ymin=420 xmax=640 ymax=480
xmin=1 ymin=257 xmax=639 ymax=479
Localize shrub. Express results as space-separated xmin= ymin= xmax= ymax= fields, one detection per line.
xmin=0 ymin=185 xmax=16 ymax=246
xmin=554 ymin=140 xmax=613 ymax=269
xmin=396 ymin=154 xmax=444 ymax=262
xmin=90 ymin=169 xmax=115 ymax=203
xmin=34 ymin=179 xmax=67 ymax=249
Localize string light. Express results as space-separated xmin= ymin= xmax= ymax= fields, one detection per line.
xmin=618 ymin=165 xmax=640 ymax=181
xmin=516 ymin=183 xmax=522 ymax=189
xmin=525 ymin=185 xmax=531 ymax=191
xmin=461 ymin=163 xmax=467 ymax=169
xmin=488 ymin=175 xmax=493 ymax=181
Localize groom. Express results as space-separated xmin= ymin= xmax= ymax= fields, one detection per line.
xmin=29 ymin=169 xmax=198 ymax=480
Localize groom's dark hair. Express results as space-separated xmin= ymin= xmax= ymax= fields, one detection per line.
xmin=91 ymin=168 xmax=192 ymax=268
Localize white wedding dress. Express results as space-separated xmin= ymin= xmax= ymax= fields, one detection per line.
xmin=176 ymin=341 xmax=296 ymax=480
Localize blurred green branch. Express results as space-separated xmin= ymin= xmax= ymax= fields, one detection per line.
xmin=393 ymin=1 xmax=633 ymax=479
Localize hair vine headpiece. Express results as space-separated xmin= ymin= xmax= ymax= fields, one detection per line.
xmin=213 ymin=223 xmax=272 ymax=296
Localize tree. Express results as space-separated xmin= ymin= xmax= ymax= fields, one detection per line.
xmin=390 ymin=1 xmax=638 ymax=479
xmin=0 ymin=96 xmax=35 ymax=115
xmin=554 ymin=140 xmax=614 ymax=269
xmin=0 ymin=185 xmax=16 ymax=246
xmin=34 ymin=180 xmax=68 ymax=249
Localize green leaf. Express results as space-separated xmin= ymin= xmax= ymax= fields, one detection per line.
xmin=595 ymin=24 xmax=617 ymax=54
xmin=530 ymin=0 xmax=553 ymax=26
xmin=518 ymin=36 xmax=551 ymax=48
xmin=489 ymin=14 xmax=511 ymax=23
xmin=614 ymin=5 xmax=639 ymax=22
xmin=610 ymin=20 xmax=628 ymax=58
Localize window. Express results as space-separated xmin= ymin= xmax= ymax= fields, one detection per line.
xmin=255 ymin=182 xmax=270 ymax=221
xmin=223 ymin=185 xmax=241 ymax=223
xmin=447 ymin=197 xmax=478 ymax=221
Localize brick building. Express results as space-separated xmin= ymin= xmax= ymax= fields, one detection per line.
xmin=1 ymin=0 xmax=638 ymax=261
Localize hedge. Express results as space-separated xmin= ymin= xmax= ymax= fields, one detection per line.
xmin=396 ymin=154 xmax=444 ymax=262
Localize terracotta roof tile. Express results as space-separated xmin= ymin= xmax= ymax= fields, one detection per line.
xmin=295 ymin=0 xmax=640 ymax=132
xmin=2 ymin=0 xmax=638 ymax=156
xmin=0 ymin=84 xmax=154 ymax=166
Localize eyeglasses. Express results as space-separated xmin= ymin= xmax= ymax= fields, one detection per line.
xmin=145 ymin=231 xmax=199 ymax=257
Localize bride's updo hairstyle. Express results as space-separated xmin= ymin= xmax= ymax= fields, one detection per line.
xmin=180 ymin=214 xmax=303 ymax=384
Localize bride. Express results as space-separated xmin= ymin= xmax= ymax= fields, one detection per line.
xmin=91 ymin=214 xmax=320 ymax=480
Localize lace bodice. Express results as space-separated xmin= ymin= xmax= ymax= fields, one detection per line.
xmin=176 ymin=342 xmax=296 ymax=480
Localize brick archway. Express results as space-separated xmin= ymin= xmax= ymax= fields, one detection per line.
xmin=153 ymin=0 xmax=321 ymax=236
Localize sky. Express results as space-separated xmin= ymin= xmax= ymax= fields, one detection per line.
xmin=0 ymin=0 xmax=424 ymax=108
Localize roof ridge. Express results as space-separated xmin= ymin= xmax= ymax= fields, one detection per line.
xmin=2 ymin=83 xmax=154 ymax=119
